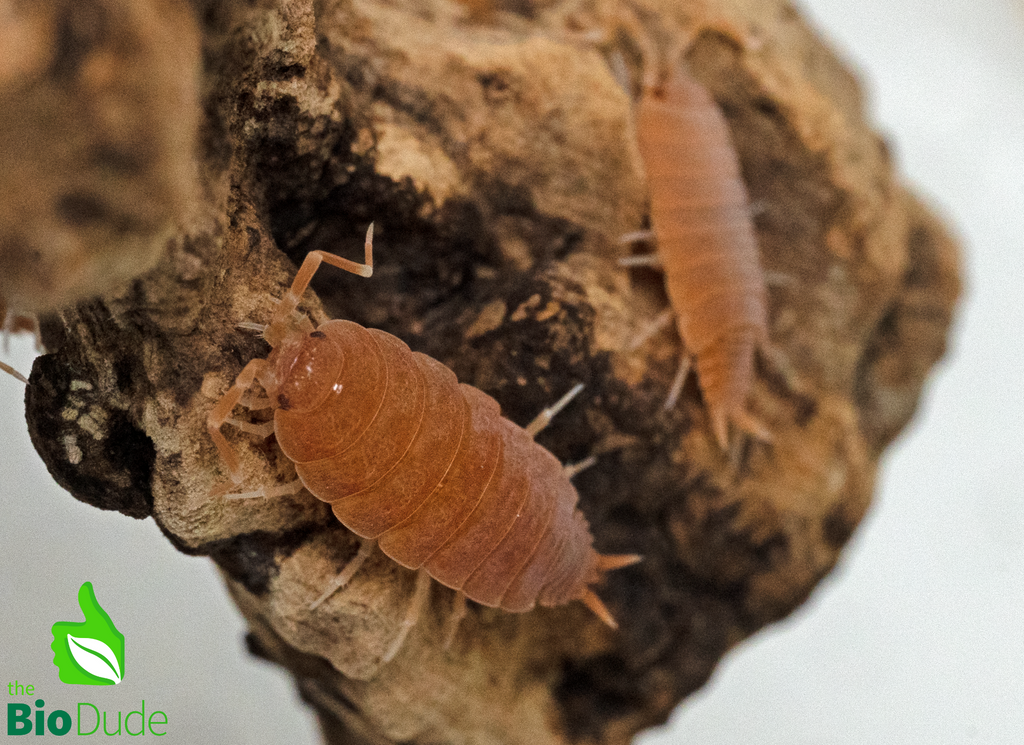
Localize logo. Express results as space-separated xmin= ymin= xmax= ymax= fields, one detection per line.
xmin=6 ymin=582 xmax=169 ymax=736
xmin=50 ymin=582 xmax=125 ymax=686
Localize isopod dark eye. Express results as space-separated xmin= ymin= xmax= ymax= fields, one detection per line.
xmin=310 ymin=330 xmax=326 ymax=338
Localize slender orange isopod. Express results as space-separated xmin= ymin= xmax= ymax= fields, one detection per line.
xmin=208 ymin=226 xmax=638 ymax=660
xmin=631 ymin=64 xmax=769 ymax=448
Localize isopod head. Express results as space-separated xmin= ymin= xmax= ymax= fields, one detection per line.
xmin=269 ymin=329 xmax=345 ymax=412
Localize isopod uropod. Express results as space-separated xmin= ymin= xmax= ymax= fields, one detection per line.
xmin=208 ymin=226 xmax=638 ymax=661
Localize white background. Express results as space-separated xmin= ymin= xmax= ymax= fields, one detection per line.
xmin=1 ymin=1 xmax=1021 ymax=742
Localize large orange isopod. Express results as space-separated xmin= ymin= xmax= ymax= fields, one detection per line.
xmin=208 ymin=226 xmax=638 ymax=660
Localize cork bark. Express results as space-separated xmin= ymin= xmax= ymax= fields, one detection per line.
xmin=11 ymin=0 xmax=960 ymax=742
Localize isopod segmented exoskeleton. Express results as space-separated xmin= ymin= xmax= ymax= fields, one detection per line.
xmin=208 ymin=226 xmax=638 ymax=661
xmin=630 ymin=61 xmax=770 ymax=449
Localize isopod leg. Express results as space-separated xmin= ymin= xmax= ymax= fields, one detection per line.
xmin=0 ymin=359 xmax=28 ymax=384
xmin=382 ymin=568 xmax=432 ymax=664
xmin=222 ymin=478 xmax=304 ymax=500
xmin=238 ymin=393 xmax=273 ymax=410
xmin=597 ymin=553 xmax=642 ymax=572
xmin=618 ymin=229 xmax=656 ymax=246
xmin=0 ymin=307 xmax=36 ymax=383
xmin=309 ymin=537 xmax=377 ymax=610
xmin=207 ymin=358 xmax=271 ymax=482
xmin=525 ymin=383 xmax=584 ymax=437
xmin=222 ymin=418 xmax=275 ymax=438
xmin=663 ymin=353 xmax=692 ymax=412
xmin=442 ymin=591 xmax=468 ymax=651
xmin=618 ymin=252 xmax=661 ymax=268
xmin=612 ymin=1 xmax=663 ymax=90
xmin=627 ymin=308 xmax=673 ymax=352
xmin=563 ymin=454 xmax=597 ymax=480
xmin=272 ymin=224 xmax=375 ymax=332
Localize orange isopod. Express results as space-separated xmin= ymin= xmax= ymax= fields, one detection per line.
xmin=208 ymin=226 xmax=637 ymax=660
xmin=632 ymin=63 xmax=769 ymax=448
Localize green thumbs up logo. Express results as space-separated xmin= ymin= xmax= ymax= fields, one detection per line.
xmin=50 ymin=582 xmax=125 ymax=685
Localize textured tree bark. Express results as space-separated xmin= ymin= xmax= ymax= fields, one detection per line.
xmin=12 ymin=0 xmax=960 ymax=742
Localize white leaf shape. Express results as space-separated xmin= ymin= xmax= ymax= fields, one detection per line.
xmin=67 ymin=634 xmax=122 ymax=684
